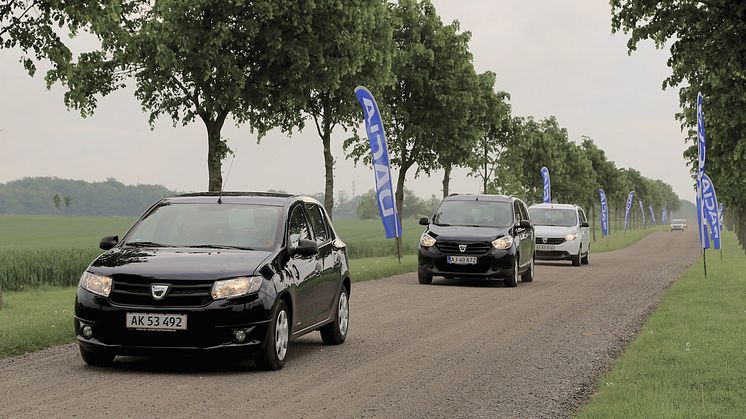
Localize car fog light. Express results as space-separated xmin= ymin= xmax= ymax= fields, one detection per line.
xmin=81 ymin=325 xmax=93 ymax=339
xmin=233 ymin=330 xmax=246 ymax=343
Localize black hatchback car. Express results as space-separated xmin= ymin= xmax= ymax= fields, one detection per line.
xmin=75 ymin=192 xmax=351 ymax=370
xmin=418 ymin=194 xmax=535 ymax=287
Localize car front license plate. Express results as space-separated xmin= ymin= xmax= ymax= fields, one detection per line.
xmin=126 ymin=313 xmax=187 ymax=331
xmin=536 ymin=244 xmax=555 ymax=251
xmin=447 ymin=255 xmax=477 ymax=265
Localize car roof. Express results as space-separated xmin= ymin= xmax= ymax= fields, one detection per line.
xmin=162 ymin=192 xmax=321 ymax=206
xmin=528 ymin=203 xmax=579 ymax=210
xmin=444 ymin=193 xmax=514 ymax=203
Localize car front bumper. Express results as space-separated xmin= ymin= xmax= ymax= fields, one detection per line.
xmin=418 ymin=246 xmax=515 ymax=279
xmin=74 ymin=287 xmax=273 ymax=356
xmin=534 ymin=238 xmax=581 ymax=261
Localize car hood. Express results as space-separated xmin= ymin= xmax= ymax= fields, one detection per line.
xmin=427 ymin=224 xmax=511 ymax=242
xmin=88 ymin=246 xmax=273 ymax=280
xmin=534 ymin=225 xmax=577 ymax=237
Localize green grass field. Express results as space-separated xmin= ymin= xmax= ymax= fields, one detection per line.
xmin=591 ymin=226 xmax=666 ymax=253
xmin=579 ymin=231 xmax=746 ymax=418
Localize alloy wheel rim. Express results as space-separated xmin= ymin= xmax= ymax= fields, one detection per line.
xmin=275 ymin=310 xmax=288 ymax=361
xmin=514 ymin=259 xmax=519 ymax=283
xmin=338 ymin=292 xmax=349 ymax=336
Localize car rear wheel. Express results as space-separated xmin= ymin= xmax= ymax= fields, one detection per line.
xmin=320 ymin=288 xmax=349 ymax=345
xmin=255 ymin=301 xmax=289 ymax=370
xmin=581 ymin=248 xmax=590 ymax=265
xmin=79 ymin=347 xmax=114 ymax=367
xmin=418 ymin=271 xmax=433 ymax=284
xmin=504 ymin=257 xmax=518 ymax=287
xmin=521 ymin=255 xmax=535 ymax=282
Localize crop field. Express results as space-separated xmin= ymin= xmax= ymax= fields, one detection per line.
xmin=0 ymin=215 xmax=423 ymax=291
xmin=0 ymin=214 xmax=663 ymax=291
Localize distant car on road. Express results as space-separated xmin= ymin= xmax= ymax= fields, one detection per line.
xmin=417 ymin=194 xmax=535 ymax=287
xmin=75 ymin=192 xmax=351 ymax=370
xmin=528 ymin=203 xmax=590 ymax=266
xmin=670 ymin=218 xmax=688 ymax=231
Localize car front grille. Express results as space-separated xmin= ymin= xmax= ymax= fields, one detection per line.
xmin=110 ymin=275 xmax=214 ymax=307
xmin=535 ymin=237 xmax=566 ymax=245
xmin=436 ymin=242 xmax=492 ymax=255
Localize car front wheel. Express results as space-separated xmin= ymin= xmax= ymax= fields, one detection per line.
xmin=581 ymin=247 xmax=590 ymax=265
xmin=321 ymin=288 xmax=349 ymax=345
xmin=504 ymin=257 xmax=518 ymax=287
xmin=255 ymin=300 xmax=289 ymax=370
xmin=418 ymin=271 xmax=433 ymax=284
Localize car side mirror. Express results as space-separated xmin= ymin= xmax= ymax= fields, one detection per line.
xmin=289 ymin=239 xmax=319 ymax=257
xmin=519 ymin=220 xmax=531 ymax=229
xmin=580 ymin=221 xmax=590 ymax=228
xmin=419 ymin=217 xmax=430 ymax=226
xmin=99 ymin=235 xmax=119 ymax=250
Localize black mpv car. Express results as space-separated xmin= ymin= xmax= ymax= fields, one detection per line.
xmin=75 ymin=192 xmax=351 ymax=370
xmin=418 ymin=194 xmax=535 ymax=286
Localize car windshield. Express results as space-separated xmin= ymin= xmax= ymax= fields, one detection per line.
xmin=672 ymin=219 xmax=685 ymax=223
xmin=124 ymin=203 xmax=282 ymax=251
xmin=432 ymin=200 xmax=513 ymax=228
xmin=528 ymin=208 xmax=578 ymax=227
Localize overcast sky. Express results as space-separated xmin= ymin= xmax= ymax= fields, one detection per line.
xmin=0 ymin=1 xmax=695 ymax=201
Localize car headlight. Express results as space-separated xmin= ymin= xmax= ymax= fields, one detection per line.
xmin=211 ymin=277 xmax=262 ymax=299
xmin=80 ymin=272 xmax=112 ymax=297
xmin=565 ymin=233 xmax=578 ymax=241
xmin=420 ymin=233 xmax=437 ymax=247
xmin=491 ymin=236 xmax=513 ymax=250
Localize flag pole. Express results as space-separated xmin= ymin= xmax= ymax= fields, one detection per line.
xmin=703 ymin=248 xmax=708 ymax=278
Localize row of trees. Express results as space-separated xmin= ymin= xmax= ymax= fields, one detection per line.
xmin=611 ymin=0 xmax=746 ymax=249
xmin=1 ymin=0 xmax=682 ymax=223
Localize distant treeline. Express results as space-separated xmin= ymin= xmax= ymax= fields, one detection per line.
xmin=0 ymin=177 xmax=173 ymax=216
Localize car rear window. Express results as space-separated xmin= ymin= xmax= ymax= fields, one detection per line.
xmin=528 ymin=208 xmax=578 ymax=227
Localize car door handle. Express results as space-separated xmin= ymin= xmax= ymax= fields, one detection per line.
xmin=313 ymin=262 xmax=322 ymax=277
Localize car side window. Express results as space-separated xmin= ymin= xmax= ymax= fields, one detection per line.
xmin=519 ymin=202 xmax=530 ymax=221
xmin=287 ymin=206 xmax=311 ymax=247
xmin=513 ymin=202 xmax=521 ymax=224
xmin=305 ymin=204 xmax=329 ymax=243
xmin=578 ymin=209 xmax=586 ymax=223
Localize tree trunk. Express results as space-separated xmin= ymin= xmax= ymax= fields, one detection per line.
xmin=442 ymin=164 xmax=452 ymax=198
xmin=395 ymin=163 xmax=410 ymax=220
xmin=321 ymin=127 xmax=335 ymax=219
xmin=204 ymin=116 xmax=227 ymax=192
xmin=482 ymin=141 xmax=489 ymax=193
xmin=0 ymin=288 xmax=3 ymax=310
xmin=591 ymin=204 xmax=597 ymax=241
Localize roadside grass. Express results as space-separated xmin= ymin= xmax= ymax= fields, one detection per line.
xmin=349 ymin=254 xmax=418 ymax=282
xmin=0 ymin=287 xmax=77 ymax=358
xmin=591 ymin=226 xmax=666 ymax=253
xmin=578 ymin=230 xmax=746 ymax=418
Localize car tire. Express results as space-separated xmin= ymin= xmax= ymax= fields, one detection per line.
xmin=572 ymin=251 xmax=581 ymax=266
xmin=581 ymin=248 xmax=590 ymax=265
xmin=255 ymin=300 xmax=289 ymax=371
xmin=320 ymin=288 xmax=349 ymax=345
xmin=504 ymin=257 xmax=518 ymax=287
xmin=79 ymin=347 xmax=114 ymax=367
xmin=521 ymin=255 xmax=535 ymax=282
xmin=418 ymin=271 xmax=433 ymax=284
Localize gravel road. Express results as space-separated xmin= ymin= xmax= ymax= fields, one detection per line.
xmin=0 ymin=230 xmax=700 ymax=418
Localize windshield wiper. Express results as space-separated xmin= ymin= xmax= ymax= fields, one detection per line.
xmin=126 ymin=241 xmax=173 ymax=248
xmin=185 ymin=244 xmax=254 ymax=251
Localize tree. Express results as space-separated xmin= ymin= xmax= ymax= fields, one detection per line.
xmin=5 ymin=1 xmax=323 ymax=192
xmin=467 ymin=72 xmax=512 ymax=194
xmin=290 ymin=0 xmax=393 ymax=217
xmin=63 ymin=195 xmax=71 ymax=208
xmin=612 ymin=0 xmax=746 ymax=244
xmin=52 ymin=193 xmax=61 ymax=209
xmin=356 ymin=189 xmax=379 ymax=220
xmin=345 ymin=0 xmax=474 ymax=216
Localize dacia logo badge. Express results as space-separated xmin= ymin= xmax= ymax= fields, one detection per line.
xmin=542 ymin=237 xmax=548 ymax=244
xmin=151 ymin=284 xmax=170 ymax=300
xmin=459 ymin=245 xmax=467 ymax=253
